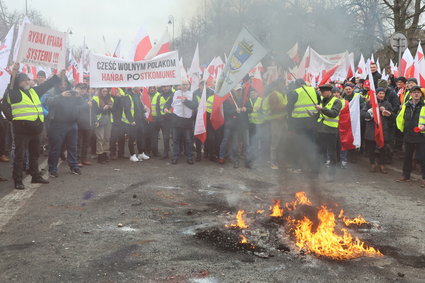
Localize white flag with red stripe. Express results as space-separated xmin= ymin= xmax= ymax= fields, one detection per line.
xmin=129 ymin=27 xmax=152 ymax=61
xmin=368 ymin=65 xmax=384 ymax=148
xmin=145 ymin=30 xmax=170 ymax=60
xmin=414 ymin=41 xmax=424 ymax=82
xmin=0 ymin=24 xmax=14 ymax=99
xmin=339 ymin=94 xmax=361 ymax=150
xmin=356 ymin=54 xmax=367 ymax=79
xmin=189 ymin=43 xmax=201 ymax=92
xmin=113 ymin=39 xmax=121 ymax=58
xmin=249 ymin=63 xmax=264 ymax=95
xmin=390 ymin=59 xmax=399 ymax=77
xmin=287 ymin=42 xmax=300 ymax=64
xmin=194 ymin=82 xmax=207 ymax=143
xmin=401 ymin=48 xmax=414 ymax=78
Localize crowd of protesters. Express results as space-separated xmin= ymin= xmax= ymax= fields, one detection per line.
xmin=1 ymin=61 xmax=425 ymax=189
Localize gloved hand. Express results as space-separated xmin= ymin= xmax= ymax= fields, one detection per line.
xmin=367 ymin=108 xmax=374 ymax=119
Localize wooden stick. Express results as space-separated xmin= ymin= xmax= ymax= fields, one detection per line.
xmin=229 ymin=92 xmax=240 ymax=111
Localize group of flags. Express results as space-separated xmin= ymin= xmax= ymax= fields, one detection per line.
xmin=4 ymin=16 xmax=411 ymax=149
xmin=286 ymin=41 xmax=425 ymax=150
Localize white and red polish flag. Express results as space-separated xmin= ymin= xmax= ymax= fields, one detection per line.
xmin=400 ymin=48 xmax=414 ymax=78
xmin=113 ymin=39 xmax=121 ymax=58
xmin=414 ymin=41 xmax=424 ymax=82
xmin=368 ymin=66 xmax=385 ymax=148
xmin=0 ymin=24 xmax=14 ymax=99
xmin=390 ymin=59 xmax=399 ymax=77
xmin=356 ymin=54 xmax=367 ymax=79
xmin=180 ymin=57 xmax=189 ymax=81
xmin=339 ymin=94 xmax=361 ymax=151
xmin=318 ymin=64 xmax=339 ymax=86
xmin=141 ymin=87 xmax=153 ymax=122
xmin=129 ymin=27 xmax=152 ymax=61
xmin=145 ymin=30 xmax=170 ymax=60
xmin=194 ymin=82 xmax=207 ymax=143
xmin=416 ymin=48 xmax=425 ymax=86
xmin=287 ymin=42 xmax=300 ymax=64
xmin=188 ymin=43 xmax=201 ymax=92
xmin=249 ymin=63 xmax=265 ymax=95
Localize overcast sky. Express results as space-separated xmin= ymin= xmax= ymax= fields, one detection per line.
xmin=4 ymin=0 xmax=199 ymax=55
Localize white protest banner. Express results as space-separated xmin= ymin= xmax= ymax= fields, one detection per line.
xmin=16 ymin=23 xmax=67 ymax=70
xmin=89 ymin=51 xmax=181 ymax=88
xmin=215 ymin=28 xmax=267 ymax=97
xmin=0 ymin=25 xmax=15 ymax=99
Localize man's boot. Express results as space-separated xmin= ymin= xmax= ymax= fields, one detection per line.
xmin=15 ymin=180 xmax=25 ymax=190
xmin=31 ymin=175 xmax=49 ymax=184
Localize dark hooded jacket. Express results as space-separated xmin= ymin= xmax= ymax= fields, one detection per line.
xmin=361 ymin=99 xmax=394 ymax=143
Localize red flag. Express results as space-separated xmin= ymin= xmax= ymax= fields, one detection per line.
xmin=141 ymin=87 xmax=153 ymax=122
xmin=210 ymin=94 xmax=230 ymax=130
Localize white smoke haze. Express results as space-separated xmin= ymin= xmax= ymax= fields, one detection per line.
xmin=2 ymin=0 xmax=201 ymax=55
xmin=5 ymin=0 xmax=423 ymax=67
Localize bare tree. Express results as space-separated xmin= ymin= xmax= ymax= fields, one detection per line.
xmin=381 ymin=0 xmax=425 ymax=42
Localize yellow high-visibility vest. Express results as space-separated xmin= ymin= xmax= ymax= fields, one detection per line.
xmin=8 ymin=89 xmax=44 ymax=122
xmin=249 ymin=97 xmax=265 ymax=124
xmin=291 ymin=86 xmax=318 ymax=118
xmin=397 ymin=103 xmax=425 ymax=133
xmin=121 ymin=94 xmax=134 ymax=124
xmin=93 ymin=96 xmax=114 ymax=123
xmin=263 ymin=91 xmax=287 ymax=121
xmin=206 ymin=95 xmax=214 ymax=114
xmin=317 ymin=96 xmax=339 ymax=128
xmin=151 ymin=92 xmax=160 ymax=117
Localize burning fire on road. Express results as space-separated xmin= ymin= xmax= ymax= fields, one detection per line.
xmin=195 ymin=191 xmax=382 ymax=261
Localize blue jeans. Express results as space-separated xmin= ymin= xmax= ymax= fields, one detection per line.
xmin=219 ymin=125 xmax=233 ymax=159
xmin=48 ymin=122 xmax=79 ymax=173
xmin=340 ymin=150 xmax=348 ymax=163
xmin=232 ymin=128 xmax=250 ymax=163
xmin=172 ymin=127 xmax=193 ymax=160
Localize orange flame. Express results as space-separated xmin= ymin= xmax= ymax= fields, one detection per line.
xmin=226 ymin=210 xmax=248 ymax=229
xmin=270 ymin=200 xmax=284 ymax=217
xmin=286 ymin=192 xmax=312 ymax=211
xmin=290 ymin=206 xmax=382 ymax=260
xmin=240 ymin=235 xmax=248 ymax=244
xmin=338 ymin=209 xmax=368 ymax=226
xmin=256 ymin=209 xmax=265 ymax=214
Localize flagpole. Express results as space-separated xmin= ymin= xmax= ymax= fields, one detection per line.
xmin=287 ymin=70 xmax=326 ymax=119
xmin=229 ymin=92 xmax=240 ymax=111
xmin=288 ymin=71 xmax=318 ymax=106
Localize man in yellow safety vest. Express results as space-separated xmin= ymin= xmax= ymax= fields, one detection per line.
xmin=5 ymin=63 xmax=65 ymax=190
xmin=287 ymin=79 xmax=321 ymax=175
xmin=316 ymin=84 xmax=342 ymax=182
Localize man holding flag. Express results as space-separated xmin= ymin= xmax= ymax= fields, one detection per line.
xmin=396 ymin=86 xmax=425 ymax=187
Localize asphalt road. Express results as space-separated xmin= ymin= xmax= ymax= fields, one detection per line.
xmin=0 ymin=154 xmax=424 ymax=282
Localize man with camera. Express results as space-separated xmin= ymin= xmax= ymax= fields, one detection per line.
xmin=46 ymin=78 xmax=82 ymax=178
